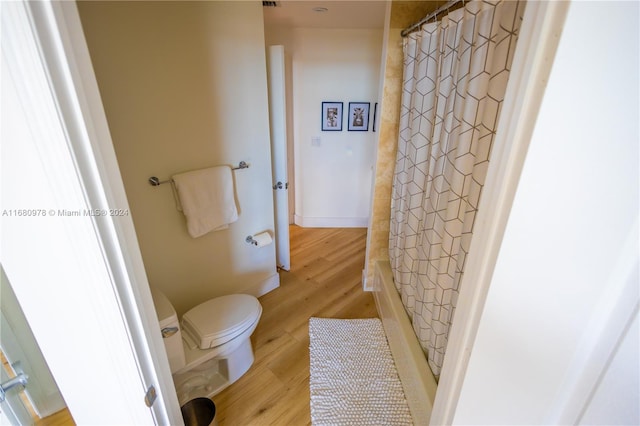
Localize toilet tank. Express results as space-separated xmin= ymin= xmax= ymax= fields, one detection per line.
xmin=150 ymin=288 xmax=186 ymax=373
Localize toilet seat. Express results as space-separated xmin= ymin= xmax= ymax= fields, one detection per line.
xmin=181 ymin=294 xmax=262 ymax=350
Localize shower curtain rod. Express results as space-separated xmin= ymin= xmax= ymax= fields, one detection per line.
xmin=401 ymin=0 xmax=464 ymax=37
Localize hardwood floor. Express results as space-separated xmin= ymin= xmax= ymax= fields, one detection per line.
xmin=214 ymin=225 xmax=378 ymax=425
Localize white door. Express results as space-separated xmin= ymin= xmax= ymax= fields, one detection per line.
xmin=267 ymin=45 xmax=291 ymax=271
xmin=1 ymin=267 xmax=66 ymax=425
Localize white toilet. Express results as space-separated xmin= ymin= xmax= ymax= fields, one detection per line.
xmin=151 ymin=288 xmax=262 ymax=405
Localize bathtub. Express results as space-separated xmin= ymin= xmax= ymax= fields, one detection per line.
xmin=373 ymin=260 xmax=438 ymax=425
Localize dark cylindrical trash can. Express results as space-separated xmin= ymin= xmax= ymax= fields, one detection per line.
xmin=181 ymin=397 xmax=217 ymax=426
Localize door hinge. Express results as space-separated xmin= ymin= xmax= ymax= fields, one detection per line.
xmin=144 ymin=385 xmax=157 ymax=407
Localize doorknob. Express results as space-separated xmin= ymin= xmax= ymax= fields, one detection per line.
xmin=0 ymin=363 xmax=28 ymax=403
xmin=273 ymin=181 xmax=288 ymax=190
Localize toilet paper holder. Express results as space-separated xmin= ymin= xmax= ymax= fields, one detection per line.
xmin=245 ymin=231 xmax=273 ymax=247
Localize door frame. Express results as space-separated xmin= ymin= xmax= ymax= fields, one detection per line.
xmin=1 ymin=1 xmax=180 ymax=423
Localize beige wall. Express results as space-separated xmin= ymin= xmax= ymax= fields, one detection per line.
xmin=365 ymin=1 xmax=437 ymax=285
xmin=77 ymin=1 xmax=277 ymax=316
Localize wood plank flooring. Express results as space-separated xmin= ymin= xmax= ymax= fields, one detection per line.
xmin=214 ymin=225 xmax=378 ymax=425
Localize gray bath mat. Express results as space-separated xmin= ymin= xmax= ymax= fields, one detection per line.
xmin=309 ymin=317 xmax=412 ymax=425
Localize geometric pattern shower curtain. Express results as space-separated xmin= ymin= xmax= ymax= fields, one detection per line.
xmin=389 ymin=0 xmax=525 ymax=378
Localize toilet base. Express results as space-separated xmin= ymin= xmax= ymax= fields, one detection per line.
xmin=173 ymin=337 xmax=255 ymax=405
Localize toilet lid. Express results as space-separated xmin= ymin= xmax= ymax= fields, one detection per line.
xmin=181 ymin=294 xmax=262 ymax=350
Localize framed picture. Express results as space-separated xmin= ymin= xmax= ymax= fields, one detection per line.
xmin=373 ymin=102 xmax=378 ymax=132
xmin=322 ymin=102 xmax=343 ymax=131
xmin=348 ymin=102 xmax=370 ymax=131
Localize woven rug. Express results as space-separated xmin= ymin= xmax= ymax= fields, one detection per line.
xmin=309 ymin=317 xmax=412 ymax=425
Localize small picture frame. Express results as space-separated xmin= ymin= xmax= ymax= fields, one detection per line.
xmin=322 ymin=102 xmax=343 ymax=131
xmin=373 ymin=102 xmax=378 ymax=132
xmin=348 ymin=102 xmax=370 ymax=131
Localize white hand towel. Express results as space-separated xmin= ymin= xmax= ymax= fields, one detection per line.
xmin=172 ymin=166 xmax=238 ymax=238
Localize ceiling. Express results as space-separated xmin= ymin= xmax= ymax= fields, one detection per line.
xmin=262 ymin=1 xmax=387 ymax=29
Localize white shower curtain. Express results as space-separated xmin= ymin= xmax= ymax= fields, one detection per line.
xmin=389 ymin=0 xmax=525 ymax=378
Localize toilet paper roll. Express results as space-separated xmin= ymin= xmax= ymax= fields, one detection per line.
xmin=251 ymin=231 xmax=273 ymax=248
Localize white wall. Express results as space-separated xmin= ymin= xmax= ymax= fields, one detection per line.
xmin=453 ymin=1 xmax=639 ymax=424
xmin=579 ymin=309 xmax=639 ymax=425
xmin=77 ymin=1 xmax=278 ymax=316
xmin=266 ymin=27 xmax=383 ymax=228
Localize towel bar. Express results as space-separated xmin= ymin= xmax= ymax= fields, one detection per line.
xmin=149 ymin=161 xmax=249 ymax=186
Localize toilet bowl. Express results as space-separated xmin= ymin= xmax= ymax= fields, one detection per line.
xmin=151 ymin=288 xmax=262 ymax=405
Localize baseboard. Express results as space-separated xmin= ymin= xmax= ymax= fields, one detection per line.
xmin=362 ymin=269 xmax=371 ymax=291
xmin=294 ymin=215 xmax=369 ymax=228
